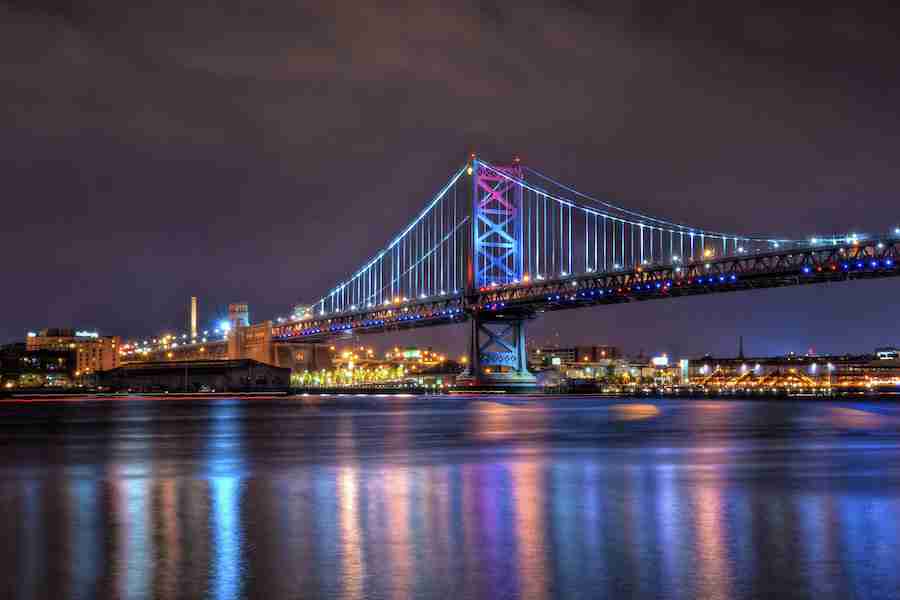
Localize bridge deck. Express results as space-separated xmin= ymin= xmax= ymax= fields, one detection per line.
xmin=273 ymin=238 xmax=898 ymax=342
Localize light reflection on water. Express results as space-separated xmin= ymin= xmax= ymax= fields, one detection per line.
xmin=609 ymin=403 xmax=661 ymax=421
xmin=1 ymin=396 xmax=900 ymax=599
xmin=209 ymin=406 xmax=243 ymax=600
xmin=827 ymin=406 xmax=899 ymax=429
xmin=118 ymin=474 xmax=151 ymax=599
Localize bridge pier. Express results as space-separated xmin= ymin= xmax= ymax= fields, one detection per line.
xmin=457 ymin=309 xmax=537 ymax=392
xmin=270 ymin=341 xmax=330 ymax=372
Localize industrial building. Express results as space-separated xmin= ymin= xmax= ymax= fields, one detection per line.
xmin=98 ymin=359 xmax=291 ymax=393
xmin=116 ymin=302 xmax=323 ymax=374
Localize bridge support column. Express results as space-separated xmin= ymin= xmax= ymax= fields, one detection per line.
xmin=457 ymin=310 xmax=537 ymax=392
xmin=298 ymin=342 xmax=330 ymax=372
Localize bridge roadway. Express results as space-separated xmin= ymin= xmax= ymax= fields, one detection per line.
xmin=272 ymin=236 xmax=899 ymax=343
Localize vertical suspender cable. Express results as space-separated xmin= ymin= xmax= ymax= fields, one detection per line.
xmin=585 ymin=209 xmax=589 ymax=271
xmin=568 ymin=204 xmax=572 ymax=274
xmin=602 ymin=215 xmax=607 ymax=271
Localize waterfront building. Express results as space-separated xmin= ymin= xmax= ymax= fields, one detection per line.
xmin=98 ymin=359 xmax=290 ymax=392
xmin=875 ymin=347 xmax=899 ymax=360
xmin=1 ymin=342 xmax=75 ymax=388
xmin=530 ymin=345 xmax=619 ymax=369
xmin=25 ymin=328 xmax=120 ymax=378
xmin=685 ymin=351 xmax=900 ymax=391
xmin=383 ymin=346 xmax=447 ymax=365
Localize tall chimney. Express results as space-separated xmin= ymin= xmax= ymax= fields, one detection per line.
xmin=191 ymin=296 xmax=198 ymax=339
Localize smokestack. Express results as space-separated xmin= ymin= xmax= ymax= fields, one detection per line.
xmin=191 ymin=296 xmax=198 ymax=339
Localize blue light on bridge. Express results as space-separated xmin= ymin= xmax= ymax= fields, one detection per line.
xmin=276 ymin=165 xmax=900 ymax=345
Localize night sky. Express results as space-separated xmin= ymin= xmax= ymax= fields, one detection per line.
xmin=2 ymin=1 xmax=899 ymax=357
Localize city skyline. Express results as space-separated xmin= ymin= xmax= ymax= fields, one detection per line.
xmin=5 ymin=4 xmax=900 ymax=600
xmin=4 ymin=1 xmax=900 ymax=355
xmin=11 ymin=286 xmax=899 ymax=361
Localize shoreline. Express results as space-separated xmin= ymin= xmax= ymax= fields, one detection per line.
xmin=3 ymin=390 xmax=900 ymax=402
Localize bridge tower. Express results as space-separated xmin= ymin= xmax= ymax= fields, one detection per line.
xmin=458 ymin=158 xmax=537 ymax=390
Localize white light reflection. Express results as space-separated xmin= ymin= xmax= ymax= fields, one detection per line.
xmin=211 ymin=476 xmax=241 ymax=600
xmin=208 ymin=403 xmax=244 ymax=600
xmin=118 ymin=476 xmax=151 ymax=599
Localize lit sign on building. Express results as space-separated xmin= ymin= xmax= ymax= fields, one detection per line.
xmin=876 ymin=347 xmax=899 ymax=360
xmin=651 ymin=355 xmax=669 ymax=367
xmin=75 ymin=331 xmax=99 ymax=338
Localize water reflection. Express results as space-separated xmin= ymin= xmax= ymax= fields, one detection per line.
xmin=17 ymin=479 xmax=43 ymax=600
xmin=609 ymin=403 xmax=660 ymax=421
xmin=1 ymin=396 xmax=900 ymax=599
xmin=209 ymin=402 xmax=244 ymax=600
xmin=157 ymin=478 xmax=179 ymax=600
xmin=67 ymin=473 xmax=102 ymax=599
xmin=512 ymin=458 xmax=548 ymax=600
xmin=693 ymin=470 xmax=731 ymax=600
xmin=337 ymin=413 xmax=364 ymax=600
xmin=117 ymin=474 xmax=151 ymax=599
xmin=472 ymin=400 xmax=515 ymax=441
xmin=827 ymin=406 xmax=898 ymax=429
xmin=338 ymin=465 xmax=364 ymax=600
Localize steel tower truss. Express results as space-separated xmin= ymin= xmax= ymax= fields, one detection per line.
xmin=471 ymin=160 xmax=524 ymax=288
xmin=459 ymin=160 xmax=536 ymax=389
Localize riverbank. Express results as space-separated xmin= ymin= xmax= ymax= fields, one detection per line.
xmin=4 ymin=388 xmax=900 ymax=401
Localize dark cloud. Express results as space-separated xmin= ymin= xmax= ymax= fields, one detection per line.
xmin=2 ymin=1 xmax=899 ymax=355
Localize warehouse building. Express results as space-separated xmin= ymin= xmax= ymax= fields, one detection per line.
xmin=98 ymin=359 xmax=290 ymax=393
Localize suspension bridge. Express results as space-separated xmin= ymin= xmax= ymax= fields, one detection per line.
xmin=273 ymin=157 xmax=900 ymax=390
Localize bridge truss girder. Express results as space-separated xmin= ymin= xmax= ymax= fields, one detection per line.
xmin=473 ymin=238 xmax=899 ymax=313
xmin=271 ymin=296 xmax=466 ymax=343
xmin=272 ymin=238 xmax=898 ymax=347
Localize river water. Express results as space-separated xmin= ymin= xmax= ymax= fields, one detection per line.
xmin=2 ymin=394 xmax=900 ymax=600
